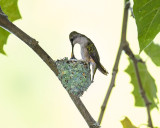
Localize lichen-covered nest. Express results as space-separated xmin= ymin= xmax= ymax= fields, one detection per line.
xmin=56 ymin=57 xmax=91 ymax=97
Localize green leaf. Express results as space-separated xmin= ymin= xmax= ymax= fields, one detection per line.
xmin=0 ymin=0 xmax=21 ymax=54
xmin=144 ymin=42 xmax=160 ymax=66
xmin=121 ymin=117 xmax=137 ymax=128
xmin=125 ymin=56 xmax=159 ymax=109
xmin=133 ymin=0 xmax=160 ymax=52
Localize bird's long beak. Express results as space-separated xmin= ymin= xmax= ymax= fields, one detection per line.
xmin=71 ymin=44 xmax=76 ymax=59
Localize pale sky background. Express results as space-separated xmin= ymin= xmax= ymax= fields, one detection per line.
xmin=0 ymin=0 xmax=160 ymax=128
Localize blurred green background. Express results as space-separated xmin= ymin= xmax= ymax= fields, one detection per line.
xmin=0 ymin=0 xmax=160 ymax=128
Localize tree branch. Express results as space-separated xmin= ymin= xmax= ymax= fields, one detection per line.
xmin=97 ymin=0 xmax=154 ymax=126
xmin=0 ymin=7 xmax=99 ymax=128
xmin=123 ymin=41 xmax=153 ymax=128
xmin=98 ymin=1 xmax=130 ymax=124
xmin=69 ymin=93 xmax=99 ymax=128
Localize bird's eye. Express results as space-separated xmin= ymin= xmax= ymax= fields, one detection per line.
xmin=70 ymin=38 xmax=74 ymax=42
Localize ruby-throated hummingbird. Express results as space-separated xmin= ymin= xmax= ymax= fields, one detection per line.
xmin=69 ymin=31 xmax=108 ymax=82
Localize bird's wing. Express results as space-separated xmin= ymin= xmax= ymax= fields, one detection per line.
xmin=86 ymin=39 xmax=100 ymax=64
xmin=86 ymin=39 xmax=108 ymax=75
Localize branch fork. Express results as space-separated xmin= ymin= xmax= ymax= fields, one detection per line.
xmin=98 ymin=1 xmax=154 ymax=128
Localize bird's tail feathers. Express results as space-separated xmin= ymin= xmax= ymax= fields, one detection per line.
xmin=97 ymin=63 xmax=108 ymax=75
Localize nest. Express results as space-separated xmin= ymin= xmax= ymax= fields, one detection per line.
xmin=56 ymin=57 xmax=91 ymax=97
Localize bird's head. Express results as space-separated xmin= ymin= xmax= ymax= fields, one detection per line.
xmin=69 ymin=31 xmax=81 ymax=59
xmin=69 ymin=31 xmax=81 ymax=46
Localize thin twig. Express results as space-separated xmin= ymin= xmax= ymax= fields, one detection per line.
xmin=123 ymin=41 xmax=153 ymax=128
xmin=98 ymin=1 xmax=130 ymax=124
xmin=133 ymin=61 xmax=153 ymax=128
xmin=0 ymin=7 xmax=99 ymax=128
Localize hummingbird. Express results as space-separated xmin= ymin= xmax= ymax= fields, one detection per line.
xmin=69 ymin=31 xmax=108 ymax=82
